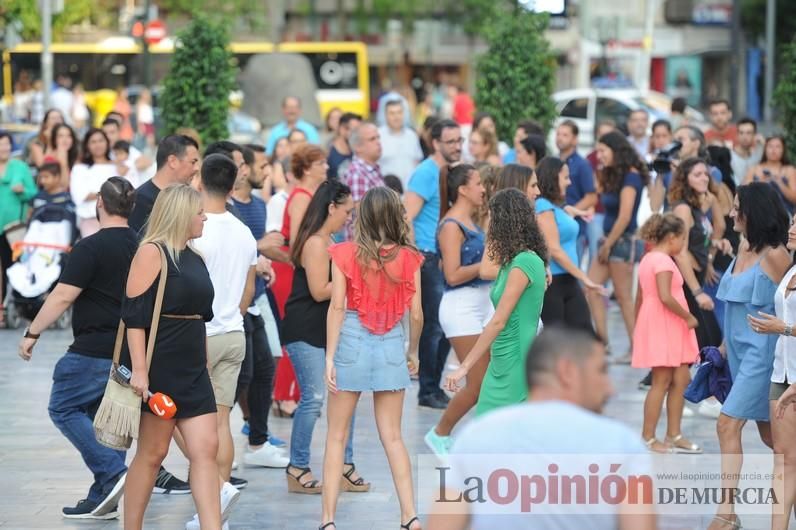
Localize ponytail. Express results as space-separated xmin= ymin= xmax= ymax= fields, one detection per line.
xmin=439 ymin=164 xmax=476 ymax=219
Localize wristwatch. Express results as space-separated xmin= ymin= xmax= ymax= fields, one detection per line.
xmin=23 ymin=327 xmax=40 ymax=340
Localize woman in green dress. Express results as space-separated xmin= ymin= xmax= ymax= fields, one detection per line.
xmin=445 ymin=188 xmax=547 ymax=415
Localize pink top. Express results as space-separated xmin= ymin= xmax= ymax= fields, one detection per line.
xmin=328 ymin=241 xmax=424 ymax=335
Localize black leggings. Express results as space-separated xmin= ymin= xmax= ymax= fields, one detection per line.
xmin=540 ymin=273 xmax=593 ymax=331
xmin=0 ymin=233 xmax=11 ymax=302
xmin=236 ymin=312 xmax=276 ymax=446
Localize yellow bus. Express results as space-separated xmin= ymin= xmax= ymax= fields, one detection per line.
xmin=2 ymin=39 xmax=370 ymax=122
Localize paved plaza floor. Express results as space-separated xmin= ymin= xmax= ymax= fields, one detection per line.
xmin=0 ymin=308 xmax=781 ymax=529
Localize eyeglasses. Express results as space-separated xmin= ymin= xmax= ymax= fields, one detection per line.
xmin=441 ymin=137 xmax=464 ymax=146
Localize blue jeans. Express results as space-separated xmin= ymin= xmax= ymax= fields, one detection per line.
xmin=586 ymin=213 xmax=606 ymax=270
xmin=418 ymin=252 xmax=450 ymax=399
xmin=286 ymin=341 xmax=354 ymax=468
xmin=48 ymin=352 xmax=127 ymax=504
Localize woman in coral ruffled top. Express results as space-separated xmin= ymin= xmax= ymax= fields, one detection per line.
xmin=320 ymin=187 xmax=424 ymax=530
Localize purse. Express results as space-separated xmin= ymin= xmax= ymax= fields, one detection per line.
xmin=93 ymin=246 xmax=168 ymax=450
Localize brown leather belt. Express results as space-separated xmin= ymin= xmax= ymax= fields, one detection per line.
xmin=161 ymin=314 xmax=202 ymax=320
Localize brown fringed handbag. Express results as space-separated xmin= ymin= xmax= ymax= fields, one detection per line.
xmin=93 ymin=246 xmax=168 ymax=450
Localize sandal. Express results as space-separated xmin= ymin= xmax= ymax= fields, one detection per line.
xmin=665 ymin=434 xmax=702 ymax=454
xmin=644 ymin=437 xmax=672 ymax=454
xmin=341 ymin=463 xmax=371 ymax=492
xmin=711 ymin=515 xmax=742 ymax=529
xmin=319 ymin=523 xmax=336 ymax=530
xmin=286 ymin=465 xmax=322 ymax=494
xmin=401 ymin=516 xmax=421 ymax=529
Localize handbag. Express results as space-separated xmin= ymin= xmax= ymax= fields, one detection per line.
xmin=93 ymin=246 xmax=168 ymax=450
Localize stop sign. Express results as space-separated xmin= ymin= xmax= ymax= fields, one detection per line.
xmin=144 ymin=20 xmax=167 ymax=45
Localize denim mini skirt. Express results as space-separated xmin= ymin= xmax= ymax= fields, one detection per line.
xmin=334 ymin=311 xmax=410 ymax=392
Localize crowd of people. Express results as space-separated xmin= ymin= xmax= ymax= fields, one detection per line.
xmin=4 ymin=89 xmax=796 ymax=530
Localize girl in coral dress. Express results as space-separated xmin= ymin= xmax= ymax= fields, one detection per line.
xmin=633 ymin=212 xmax=701 ymax=454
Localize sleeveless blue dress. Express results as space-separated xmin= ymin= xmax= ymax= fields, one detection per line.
xmin=716 ymin=257 xmax=779 ymax=421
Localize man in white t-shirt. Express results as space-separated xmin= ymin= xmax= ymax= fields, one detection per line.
xmin=429 ymin=327 xmax=656 ymax=530
xmin=378 ymin=99 xmax=423 ymax=187
xmin=191 ymin=153 xmax=258 ymax=527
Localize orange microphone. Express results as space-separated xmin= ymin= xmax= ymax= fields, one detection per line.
xmin=148 ymin=392 xmax=177 ymax=419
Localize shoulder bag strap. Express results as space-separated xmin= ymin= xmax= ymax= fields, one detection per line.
xmin=111 ymin=244 xmax=169 ymax=371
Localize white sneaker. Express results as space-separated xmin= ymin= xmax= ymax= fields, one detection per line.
xmin=698 ymin=399 xmax=723 ymax=419
xmin=220 ymin=482 xmax=240 ymax=520
xmin=184 ymin=482 xmax=239 ymax=530
xmin=243 ymin=441 xmax=290 ymax=468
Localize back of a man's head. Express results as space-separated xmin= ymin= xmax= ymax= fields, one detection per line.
xmin=156 ymin=134 xmax=199 ymax=170
xmin=205 ymin=140 xmax=242 ymax=160
xmin=201 ymin=153 xmax=238 ymax=197
xmin=525 ymin=326 xmax=611 ymax=414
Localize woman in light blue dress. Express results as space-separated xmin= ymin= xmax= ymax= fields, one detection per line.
xmin=709 ymin=182 xmax=791 ymax=530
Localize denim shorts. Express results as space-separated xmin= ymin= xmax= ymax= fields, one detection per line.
xmin=601 ymin=234 xmax=644 ymax=264
xmin=334 ymin=311 xmax=410 ymax=392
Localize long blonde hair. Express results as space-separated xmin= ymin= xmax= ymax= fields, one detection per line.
xmin=141 ymin=184 xmax=201 ymax=264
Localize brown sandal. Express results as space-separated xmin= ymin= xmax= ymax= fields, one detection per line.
xmin=286 ymin=465 xmax=322 ymax=494
xmin=341 ymin=463 xmax=371 ymax=492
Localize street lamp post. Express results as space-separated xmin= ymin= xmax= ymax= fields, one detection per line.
xmin=763 ymin=0 xmax=776 ymax=123
xmin=41 ymin=0 xmax=53 ymax=109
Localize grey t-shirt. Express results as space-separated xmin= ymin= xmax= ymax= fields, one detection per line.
xmin=447 ymin=401 xmax=649 ymax=530
xmin=730 ymin=145 xmax=764 ymax=186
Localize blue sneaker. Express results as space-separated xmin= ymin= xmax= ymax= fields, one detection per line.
xmin=424 ymin=427 xmax=452 ymax=458
xmin=268 ymin=434 xmax=286 ymax=447
xmin=241 ymin=422 xmax=250 ymax=436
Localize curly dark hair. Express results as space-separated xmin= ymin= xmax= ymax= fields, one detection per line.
xmin=487 ymin=188 xmax=548 ymax=266
xmin=597 ymin=131 xmax=650 ymax=193
xmin=668 ymin=157 xmax=712 ymax=210
xmin=536 ymin=156 xmax=566 ymax=204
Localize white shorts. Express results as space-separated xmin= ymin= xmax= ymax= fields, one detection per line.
xmin=439 ymin=283 xmax=494 ymax=339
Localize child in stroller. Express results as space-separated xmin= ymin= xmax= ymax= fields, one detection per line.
xmin=4 ymin=163 xmax=78 ymax=328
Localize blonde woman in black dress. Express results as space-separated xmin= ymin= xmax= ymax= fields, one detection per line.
xmin=123 ymin=184 xmax=220 ymax=530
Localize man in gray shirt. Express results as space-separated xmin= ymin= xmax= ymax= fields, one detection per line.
xmin=428 ymin=327 xmax=656 ymax=530
xmin=730 ymin=117 xmax=763 ymax=185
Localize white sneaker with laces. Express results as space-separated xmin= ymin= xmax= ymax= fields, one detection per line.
xmin=243 ymin=441 xmax=290 ymax=468
xmin=184 ymin=482 xmax=239 ymax=530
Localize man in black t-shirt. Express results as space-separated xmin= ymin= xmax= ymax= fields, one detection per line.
xmin=128 ymin=134 xmax=200 ymax=235
xmin=18 ymin=177 xmax=137 ymax=520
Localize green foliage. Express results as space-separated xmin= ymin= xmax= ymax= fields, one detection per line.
xmin=773 ymin=40 xmax=796 ymax=160
xmin=1 ymin=0 xmax=94 ymax=40
xmin=156 ymin=0 xmax=266 ymax=31
xmin=159 ymin=16 xmax=235 ymax=146
xmin=474 ymin=9 xmax=556 ymax=142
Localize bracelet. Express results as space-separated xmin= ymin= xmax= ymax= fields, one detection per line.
xmin=785 ymin=324 xmax=793 ymax=337
xmin=691 ymin=288 xmax=704 ymax=297
xmin=23 ymin=326 xmax=40 ymax=340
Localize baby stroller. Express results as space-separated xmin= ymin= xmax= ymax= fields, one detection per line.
xmin=4 ymin=199 xmax=78 ymax=329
